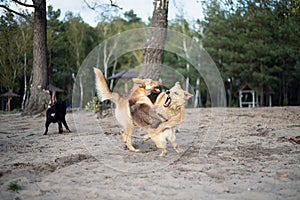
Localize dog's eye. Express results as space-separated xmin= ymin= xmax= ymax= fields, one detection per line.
xmin=174 ymin=92 xmax=178 ymax=95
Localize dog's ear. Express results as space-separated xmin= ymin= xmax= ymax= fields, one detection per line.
xmin=175 ymin=82 xmax=181 ymax=88
xmin=184 ymin=91 xmax=193 ymax=100
xmin=132 ymin=78 xmax=145 ymax=87
xmin=152 ymin=80 xmax=161 ymax=86
xmin=174 ymin=82 xmax=184 ymax=91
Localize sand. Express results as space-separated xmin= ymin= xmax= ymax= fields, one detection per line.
xmin=0 ymin=107 xmax=299 ymax=200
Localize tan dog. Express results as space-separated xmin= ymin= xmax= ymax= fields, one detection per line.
xmin=142 ymin=82 xmax=193 ymax=156
xmin=94 ymin=68 xmax=191 ymax=155
xmin=94 ymin=68 xmax=179 ymax=152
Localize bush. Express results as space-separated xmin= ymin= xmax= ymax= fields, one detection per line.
xmin=7 ymin=182 xmax=22 ymax=192
xmin=85 ymin=96 xmax=100 ymax=112
xmin=283 ymin=99 xmax=288 ymax=106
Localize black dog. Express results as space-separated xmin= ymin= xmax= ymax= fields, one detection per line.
xmin=43 ymin=99 xmax=71 ymax=135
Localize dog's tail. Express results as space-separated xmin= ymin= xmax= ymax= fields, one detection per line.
xmin=93 ymin=67 xmax=119 ymax=103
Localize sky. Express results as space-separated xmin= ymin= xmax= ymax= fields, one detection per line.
xmin=46 ymin=0 xmax=204 ymax=26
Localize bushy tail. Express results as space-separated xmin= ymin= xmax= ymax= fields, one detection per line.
xmin=93 ymin=68 xmax=119 ymax=103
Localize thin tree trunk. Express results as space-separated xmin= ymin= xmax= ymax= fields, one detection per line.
xmin=260 ymin=85 xmax=264 ymax=106
xmin=194 ymin=77 xmax=200 ymax=108
xmin=22 ymin=52 xmax=27 ymax=110
xmin=182 ymin=29 xmax=190 ymax=92
xmin=79 ymin=75 xmax=83 ymax=108
xmin=139 ymin=0 xmax=169 ymax=80
xmin=228 ymin=79 xmax=232 ymax=107
xmin=109 ymin=60 xmax=118 ymax=91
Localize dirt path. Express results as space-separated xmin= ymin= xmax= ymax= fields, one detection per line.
xmin=0 ymin=107 xmax=299 ymax=200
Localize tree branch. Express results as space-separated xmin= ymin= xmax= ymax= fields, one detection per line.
xmin=0 ymin=5 xmax=33 ymax=25
xmin=83 ymin=0 xmax=122 ymax=11
xmin=11 ymin=0 xmax=35 ymax=8
xmin=109 ymin=0 xmax=122 ymax=9
xmin=82 ymin=0 xmax=97 ymax=12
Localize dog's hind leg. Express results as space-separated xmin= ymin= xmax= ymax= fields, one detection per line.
xmin=167 ymin=128 xmax=183 ymax=154
xmin=124 ymin=123 xmax=139 ymax=152
xmin=120 ymin=129 xmax=126 ymax=142
xmin=62 ymin=120 xmax=71 ymax=132
xmin=151 ymin=134 xmax=167 ymax=156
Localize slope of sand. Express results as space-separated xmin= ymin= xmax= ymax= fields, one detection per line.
xmin=0 ymin=107 xmax=299 ymax=200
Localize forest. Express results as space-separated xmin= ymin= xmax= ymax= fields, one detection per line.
xmin=0 ymin=0 xmax=299 ymax=112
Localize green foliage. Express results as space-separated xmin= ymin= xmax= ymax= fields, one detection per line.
xmin=85 ymin=96 xmax=100 ymax=112
xmin=201 ymin=0 xmax=300 ymax=106
xmin=7 ymin=182 xmax=22 ymax=192
xmin=124 ymin=9 xmax=142 ymax=23
xmin=0 ymin=13 xmax=32 ymax=92
xmin=1 ymin=2 xmax=299 ymax=108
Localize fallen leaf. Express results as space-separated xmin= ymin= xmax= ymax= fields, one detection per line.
xmin=280 ymin=173 xmax=288 ymax=178
xmin=290 ymin=136 xmax=300 ymax=144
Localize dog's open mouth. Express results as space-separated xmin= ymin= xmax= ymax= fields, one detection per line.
xmin=164 ymin=91 xmax=171 ymax=107
xmin=154 ymin=88 xmax=160 ymax=93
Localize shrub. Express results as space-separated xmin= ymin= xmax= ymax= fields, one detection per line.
xmin=85 ymin=96 xmax=100 ymax=112
xmin=7 ymin=182 xmax=22 ymax=192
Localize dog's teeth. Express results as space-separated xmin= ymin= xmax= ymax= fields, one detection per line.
xmin=164 ymin=97 xmax=171 ymax=107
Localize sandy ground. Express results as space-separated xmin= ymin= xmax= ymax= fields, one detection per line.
xmin=0 ymin=107 xmax=299 ymax=200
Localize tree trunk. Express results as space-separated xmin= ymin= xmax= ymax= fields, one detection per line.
xmin=228 ymin=79 xmax=232 ymax=107
xmin=139 ymin=0 xmax=169 ymax=80
xmin=21 ymin=52 xmax=27 ymax=110
xmin=260 ymin=85 xmax=264 ymax=106
xmin=194 ymin=77 xmax=200 ymax=108
xmin=23 ymin=0 xmax=48 ymax=115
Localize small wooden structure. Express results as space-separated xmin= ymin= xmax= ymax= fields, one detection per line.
xmin=47 ymin=84 xmax=64 ymax=107
xmin=0 ymin=90 xmax=20 ymax=112
xmin=237 ymin=83 xmax=256 ymax=108
xmin=108 ymin=70 xmax=138 ymax=93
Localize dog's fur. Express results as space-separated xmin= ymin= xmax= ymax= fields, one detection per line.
xmin=43 ymin=99 xmax=71 ymax=135
xmin=146 ymin=82 xmax=193 ymax=156
xmin=140 ymin=83 xmax=193 ymax=156
xmin=94 ymin=68 xmax=191 ymax=155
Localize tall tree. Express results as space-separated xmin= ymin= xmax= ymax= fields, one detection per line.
xmin=1 ymin=0 xmax=49 ymax=114
xmin=65 ymin=13 xmax=86 ymax=69
xmin=139 ymin=0 xmax=169 ymax=80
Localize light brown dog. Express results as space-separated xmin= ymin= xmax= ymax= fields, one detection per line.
xmin=94 ymin=68 xmax=179 ymax=152
xmin=94 ymin=68 xmax=191 ymax=155
xmin=142 ymin=82 xmax=193 ymax=156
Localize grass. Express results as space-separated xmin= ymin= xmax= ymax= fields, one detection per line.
xmin=7 ymin=182 xmax=22 ymax=192
xmin=0 ymin=110 xmax=19 ymax=114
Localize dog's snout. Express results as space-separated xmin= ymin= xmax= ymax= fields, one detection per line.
xmin=166 ymin=90 xmax=170 ymax=95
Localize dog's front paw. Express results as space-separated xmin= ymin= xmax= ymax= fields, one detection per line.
xmin=128 ymin=146 xmax=140 ymax=152
xmin=123 ymin=144 xmax=140 ymax=152
xmin=133 ymin=148 xmax=140 ymax=152
xmin=175 ymin=147 xmax=183 ymax=154
xmin=159 ymin=149 xmax=167 ymax=157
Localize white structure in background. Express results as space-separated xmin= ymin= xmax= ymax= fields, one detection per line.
xmin=237 ymin=83 xmax=256 ymax=108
